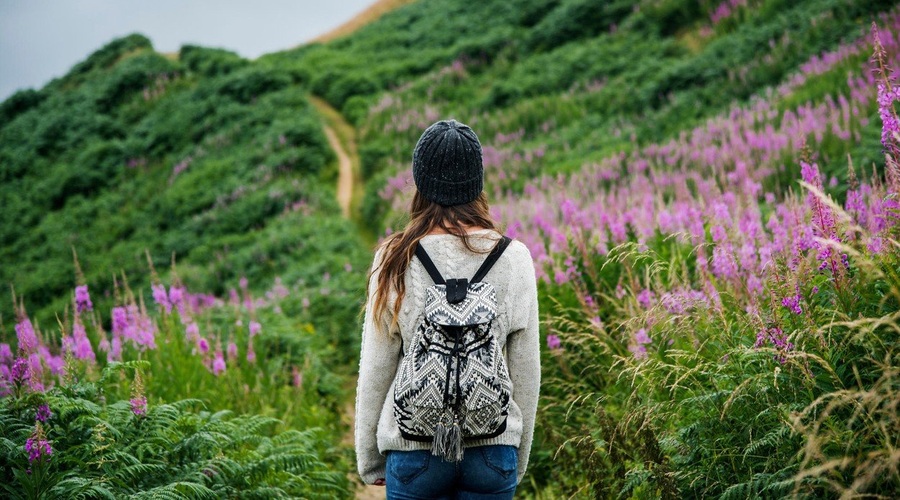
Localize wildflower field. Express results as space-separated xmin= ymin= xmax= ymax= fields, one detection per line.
xmin=2 ymin=0 xmax=899 ymax=498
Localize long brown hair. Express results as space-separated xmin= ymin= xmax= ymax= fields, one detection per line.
xmin=368 ymin=190 xmax=500 ymax=334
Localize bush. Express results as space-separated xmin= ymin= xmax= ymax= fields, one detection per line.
xmin=179 ymin=45 xmax=249 ymax=77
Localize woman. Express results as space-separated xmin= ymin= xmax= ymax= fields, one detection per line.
xmin=355 ymin=119 xmax=540 ymax=499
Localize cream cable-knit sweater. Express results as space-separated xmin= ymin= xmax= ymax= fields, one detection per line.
xmin=355 ymin=229 xmax=541 ymax=485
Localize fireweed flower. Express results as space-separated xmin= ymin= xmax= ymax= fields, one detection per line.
xmin=75 ymin=285 xmax=93 ymax=313
xmin=26 ymin=353 xmax=45 ymax=392
xmin=71 ymin=318 xmax=96 ymax=363
xmin=35 ymin=404 xmax=51 ymax=423
xmin=212 ymin=351 xmax=226 ymax=376
xmin=292 ymin=365 xmax=303 ymax=388
xmin=781 ymin=290 xmax=803 ymax=315
xmin=152 ymin=284 xmax=172 ymax=314
xmin=0 ymin=343 xmax=12 ymax=364
xmin=185 ymin=322 xmax=200 ymax=340
xmin=168 ymin=285 xmax=183 ymax=308
xmin=877 ymin=82 xmax=900 ymax=155
xmin=111 ymin=307 xmax=129 ymax=336
xmin=636 ymin=289 xmax=655 ymax=309
xmin=227 ymin=342 xmax=238 ymax=360
xmin=629 ymin=328 xmax=652 ymax=359
xmin=130 ymin=396 xmax=148 ymax=416
xmin=25 ymin=424 xmax=52 ymax=463
xmin=15 ymin=318 xmax=38 ymax=354
xmin=546 ymin=334 xmax=561 ymax=350
xmin=249 ymin=321 xmax=261 ymax=337
xmin=11 ymin=358 xmax=30 ymax=383
xmin=197 ymin=337 xmax=210 ymax=354
xmin=754 ymin=326 xmax=793 ymax=364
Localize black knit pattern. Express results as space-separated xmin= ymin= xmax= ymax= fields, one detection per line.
xmin=412 ymin=119 xmax=484 ymax=206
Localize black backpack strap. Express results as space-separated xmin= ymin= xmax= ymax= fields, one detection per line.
xmin=471 ymin=236 xmax=512 ymax=283
xmin=415 ymin=243 xmax=446 ymax=285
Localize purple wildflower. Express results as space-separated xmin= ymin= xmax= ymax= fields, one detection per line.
xmin=12 ymin=358 xmax=31 ymax=383
xmin=628 ymin=343 xmax=648 ymax=359
xmin=15 ymin=318 xmax=38 ymax=354
xmin=35 ymin=404 xmax=51 ymax=423
xmin=75 ymin=285 xmax=93 ymax=313
xmin=212 ymin=351 xmax=226 ymax=376
xmin=629 ymin=328 xmax=652 ymax=359
xmin=185 ymin=322 xmax=200 ymax=339
xmin=197 ymin=337 xmax=210 ymax=354
xmin=877 ymin=82 xmax=900 ymax=156
xmin=111 ymin=307 xmax=129 ymax=336
xmin=636 ymin=289 xmax=655 ymax=309
xmin=227 ymin=342 xmax=238 ymax=360
xmin=781 ymin=290 xmax=803 ymax=315
xmin=152 ymin=284 xmax=172 ymax=314
xmin=754 ymin=326 xmax=794 ymax=364
xmin=634 ymin=328 xmax=651 ymax=344
xmin=131 ymin=396 xmax=148 ymax=416
xmin=0 ymin=343 xmax=12 ymax=364
xmin=546 ymin=334 xmax=561 ymax=350
xmin=249 ymin=321 xmax=261 ymax=337
xmin=168 ymin=286 xmax=185 ymax=315
xmin=25 ymin=432 xmax=52 ymax=463
xmin=71 ymin=319 xmax=96 ymax=363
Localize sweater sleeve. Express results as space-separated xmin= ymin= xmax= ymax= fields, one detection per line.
xmin=355 ymin=249 xmax=402 ymax=484
xmin=506 ymin=244 xmax=541 ymax=484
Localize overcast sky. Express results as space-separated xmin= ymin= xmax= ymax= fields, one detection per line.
xmin=0 ymin=0 xmax=375 ymax=101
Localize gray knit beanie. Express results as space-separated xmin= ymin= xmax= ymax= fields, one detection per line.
xmin=412 ymin=119 xmax=483 ymax=206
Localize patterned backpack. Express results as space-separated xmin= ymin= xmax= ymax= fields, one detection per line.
xmin=393 ymin=236 xmax=513 ymax=462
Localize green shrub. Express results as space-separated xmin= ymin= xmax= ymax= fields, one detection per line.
xmin=180 ymin=45 xmax=249 ymax=77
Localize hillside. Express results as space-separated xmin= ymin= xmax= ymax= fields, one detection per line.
xmin=2 ymin=0 xmax=899 ymax=497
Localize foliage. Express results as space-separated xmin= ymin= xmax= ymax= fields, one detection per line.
xmin=0 ymin=362 xmax=346 ymax=499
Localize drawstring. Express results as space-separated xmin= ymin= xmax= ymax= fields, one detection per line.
xmin=432 ymin=326 xmax=465 ymax=462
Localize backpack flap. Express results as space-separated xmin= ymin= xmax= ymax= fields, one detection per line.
xmin=424 ymin=281 xmax=497 ymax=326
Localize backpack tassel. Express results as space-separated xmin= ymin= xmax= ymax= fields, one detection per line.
xmin=432 ymin=414 xmax=464 ymax=462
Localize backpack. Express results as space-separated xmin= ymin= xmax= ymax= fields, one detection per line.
xmin=393 ymin=236 xmax=513 ymax=462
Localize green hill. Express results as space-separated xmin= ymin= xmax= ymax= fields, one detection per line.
xmin=0 ymin=35 xmax=368 ymax=337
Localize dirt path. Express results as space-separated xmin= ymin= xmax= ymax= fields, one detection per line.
xmin=325 ymin=125 xmax=354 ymax=218
xmin=311 ymin=95 xmax=385 ymax=499
xmin=311 ymin=96 xmax=360 ymax=219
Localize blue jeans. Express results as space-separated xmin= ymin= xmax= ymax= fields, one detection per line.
xmin=386 ymin=445 xmax=518 ymax=499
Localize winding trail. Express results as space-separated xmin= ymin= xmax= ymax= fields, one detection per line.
xmin=310 ymin=96 xmax=361 ymax=219
xmin=311 ymin=95 xmax=385 ymax=500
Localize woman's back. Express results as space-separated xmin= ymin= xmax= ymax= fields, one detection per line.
xmin=355 ymin=119 xmax=540 ymax=499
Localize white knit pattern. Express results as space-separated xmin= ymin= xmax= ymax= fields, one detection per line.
xmin=355 ymin=230 xmax=541 ymax=486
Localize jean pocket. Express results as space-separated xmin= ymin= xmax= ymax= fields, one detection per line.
xmin=388 ymin=450 xmax=431 ymax=485
xmin=479 ymin=445 xmax=517 ymax=478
